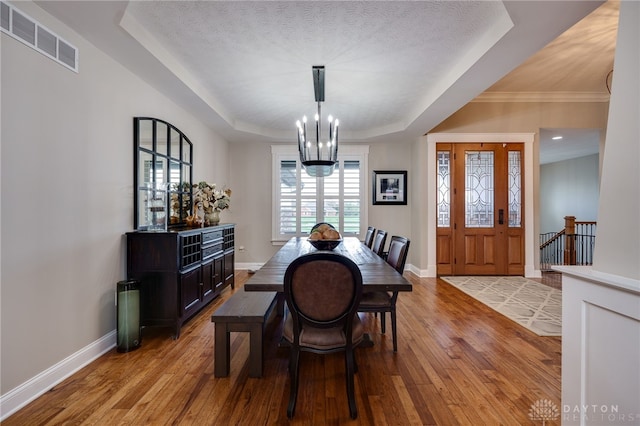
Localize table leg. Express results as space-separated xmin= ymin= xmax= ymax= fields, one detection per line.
xmin=360 ymin=333 xmax=374 ymax=348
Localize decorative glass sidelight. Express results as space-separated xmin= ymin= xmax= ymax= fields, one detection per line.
xmin=465 ymin=151 xmax=494 ymax=228
xmin=508 ymin=151 xmax=522 ymax=227
xmin=437 ymin=151 xmax=451 ymax=227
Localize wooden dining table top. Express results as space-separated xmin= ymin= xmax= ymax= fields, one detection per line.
xmin=243 ymin=237 xmax=413 ymax=293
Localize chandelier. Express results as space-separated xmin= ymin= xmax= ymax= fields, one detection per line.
xmin=296 ymin=66 xmax=339 ymax=177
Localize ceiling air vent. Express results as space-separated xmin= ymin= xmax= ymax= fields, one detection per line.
xmin=37 ymin=25 xmax=56 ymax=57
xmin=0 ymin=0 xmax=78 ymax=72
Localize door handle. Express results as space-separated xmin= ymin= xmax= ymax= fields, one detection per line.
xmin=498 ymin=209 xmax=504 ymax=225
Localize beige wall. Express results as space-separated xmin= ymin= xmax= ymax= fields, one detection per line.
xmin=3 ymin=0 xmax=634 ymax=415
xmin=229 ymin=101 xmax=611 ymax=274
xmin=420 ymin=101 xmax=609 ymax=273
xmin=229 ymin=139 xmax=414 ymax=266
xmin=1 ymin=2 xmax=228 ymax=395
xmin=432 ymin=102 xmax=609 ymax=134
xmin=227 ymin=141 xmax=274 ymax=263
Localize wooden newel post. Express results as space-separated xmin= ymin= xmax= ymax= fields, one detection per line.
xmin=564 ymin=215 xmax=576 ymax=265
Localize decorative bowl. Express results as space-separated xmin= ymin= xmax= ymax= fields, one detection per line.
xmin=310 ymin=222 xmax=336 ymax=234
xmin=308 ymin=238 xmax=343 ymax=251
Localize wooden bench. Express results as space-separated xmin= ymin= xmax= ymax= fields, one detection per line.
xmin=211 ymin=289 xmax=278 ymax=378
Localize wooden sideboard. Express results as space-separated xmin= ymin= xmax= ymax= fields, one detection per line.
xmin=126 ymin=224 xmax=235 ymax=338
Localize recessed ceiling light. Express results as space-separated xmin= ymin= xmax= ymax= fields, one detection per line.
xmin=552 ymin=136 xmax=563 ymax=140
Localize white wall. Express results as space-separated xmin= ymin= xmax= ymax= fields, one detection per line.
xmin=560 ymin=3 xmax=640 ymax=420
xmin=0 ymin=1 xmax=229 ymax=402
xmin=591 ymin=0 xmax=640 ymax=280
xmin=540 ymin=154 xmax=599 ymax=233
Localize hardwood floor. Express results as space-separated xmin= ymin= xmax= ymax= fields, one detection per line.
xmin=5 ymin=271 xmax=561 ymax=425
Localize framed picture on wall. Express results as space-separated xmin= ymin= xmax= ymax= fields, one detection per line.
xmin=372 ymin=170 xmax=407 ymax=205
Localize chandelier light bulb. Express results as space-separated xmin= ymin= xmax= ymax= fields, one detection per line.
xmin=314 ymin=113 xmax=319 ymax=121
xmin=328 ymin=115 xmax=333 ymax=123
xmin=303 ymin=116 xmax=307 ymax=123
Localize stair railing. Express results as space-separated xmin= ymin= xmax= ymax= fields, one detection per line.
xmin=539 ymin=216 xmax=596 ymax=271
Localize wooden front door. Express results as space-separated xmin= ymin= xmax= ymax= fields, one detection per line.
xmin=436 ymin=143 xmax=524 ymax=276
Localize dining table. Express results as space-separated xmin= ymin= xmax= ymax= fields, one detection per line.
xmin=244 ymin=236 xmax=412 ymax=339
xmin=244 ymin=236 xmax=413 ymax=294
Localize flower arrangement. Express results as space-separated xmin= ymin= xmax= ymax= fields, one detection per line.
xmin=192 ymin=181 xmax=231 ymax=214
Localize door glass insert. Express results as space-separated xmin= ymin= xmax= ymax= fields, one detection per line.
xmin=465 ymin=151 xmax=494 ymax=228
xmin=437 ymin=151 xmax=450 ymax=227
xmin=508 ymin=150 xmax=522 ymax=227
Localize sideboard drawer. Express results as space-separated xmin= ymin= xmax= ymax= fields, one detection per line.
xmin=202 ymin=243 xmax=223 ymax=261
xmin=202 ymin=229 xmax=223 ymax=245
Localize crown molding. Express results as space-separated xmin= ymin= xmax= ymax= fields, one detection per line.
xmin=472 ymin=91 xmax=610 ymax=103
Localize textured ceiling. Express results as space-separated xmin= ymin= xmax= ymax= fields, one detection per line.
xmin=486 ymin=0 xmax=618 ymax=94
xmin=35 ymin=0 xmax=616 ymax=161
xmin=123 ymin=1 xmax=507 ymax=137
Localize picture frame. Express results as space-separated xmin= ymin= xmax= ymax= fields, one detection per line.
xmin=372 ymin=170 xmax=407 ymax=205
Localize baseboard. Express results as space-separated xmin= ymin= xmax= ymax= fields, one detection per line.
xmin=525 ymin=265 xmax=542 ymax=278
xmin=235 ymin=262 xmax=265 ymax=272
xmin=0 ymin=330 xmax=117 ymax=421
xmin=407 ymin=264 xmax=436 ymax=277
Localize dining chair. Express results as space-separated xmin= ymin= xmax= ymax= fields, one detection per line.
xmin=283 ymin=252 xmax=364 ymax=419
xmin=371 ymin=229 xmax=387 ymax=257
xmin=358 ymin=235 xmax=410 ymax=352
xmin=364 ymin=226 xmax=376 ymax=248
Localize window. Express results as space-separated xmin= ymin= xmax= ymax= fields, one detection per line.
xmin=272 ymin=145 xmax=369 ymax=242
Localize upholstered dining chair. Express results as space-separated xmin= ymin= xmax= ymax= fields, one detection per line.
xmin=364 ymin=226 xmax=376 ymax=248
xmin=358 ymin=235 xmax=410 ymax=352
xmin=371 ymin=229 xmax=387 ymax=257
xmin=283 ymin=252 xmax=364 ymax=419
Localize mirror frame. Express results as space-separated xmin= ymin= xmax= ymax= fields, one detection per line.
xmin=133 ymin=117 xmax=193 ymax=229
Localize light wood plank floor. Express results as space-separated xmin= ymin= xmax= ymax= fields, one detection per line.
xmin=5 ymin=272 xmax=561 ymax=425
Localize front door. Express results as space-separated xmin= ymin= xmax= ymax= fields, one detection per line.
xmin=436 ymin=143 xmax=524 ymax=276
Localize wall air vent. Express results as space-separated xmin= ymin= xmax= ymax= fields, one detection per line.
xmin=0 ymin=1 xmax=78 ymax=72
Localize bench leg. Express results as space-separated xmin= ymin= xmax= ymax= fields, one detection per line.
xmin=214 ymin=323 xmax=231 ymax=377
xmin=248 ymin=323 xmax=263 ymax=378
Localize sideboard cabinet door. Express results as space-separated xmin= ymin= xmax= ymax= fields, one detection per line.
xmin=180 ymin=265 xmax=202 ymax=320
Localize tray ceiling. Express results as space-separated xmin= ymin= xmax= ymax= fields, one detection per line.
xmin=35 ymin=0 xmax=615 ymax=149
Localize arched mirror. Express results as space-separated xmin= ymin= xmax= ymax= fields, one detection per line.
xmin=134 ymin=117 xmax=193 ymax=229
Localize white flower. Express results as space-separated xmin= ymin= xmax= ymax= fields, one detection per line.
xmin=193 ymin=181 xmax=231 ymax=214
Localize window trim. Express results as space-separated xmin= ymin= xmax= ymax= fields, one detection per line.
xmin=271 ymin=144 xmax=369 ymax=243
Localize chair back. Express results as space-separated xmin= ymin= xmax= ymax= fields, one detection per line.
xmin=364 ymin=226 xmax=376 ymax=248
xmin=284 ymin=252 xmax=363 ymax=334
xmin=371 ymin=230 xmax=387 ymax=256
xmin=386 ymin=236 xmax=410 ymax=274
